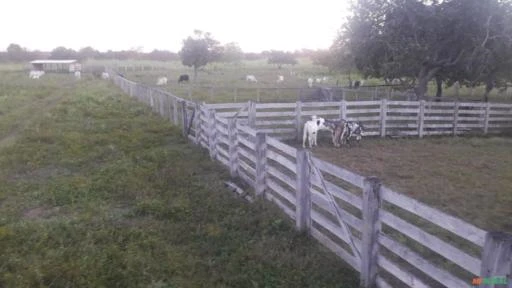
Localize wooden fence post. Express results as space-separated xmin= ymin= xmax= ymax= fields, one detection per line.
xmin=234 ymin=87 xmax=238 ymax=102
xmin=257 ymin=88 xmax=261 ymax=102
xmin=295 ymin=149 xmax=311 ymax=232
xmin=228 ymin=118 xmax=239 ymax=177
xmin=159 ymin=93 xmax=165 ymax=117
xmin=248 ymin=101 xmax=256 ymax=128
xmin=418 ymin=100 xmax=425 ymax=138
xmin=484 ymin=102 xmax=491 ymax=135
xmin=453 ymin=102 xmax=460 ymax=136
xmin=208 ymin=110 xmax=217 ymax=160
xmin=295 ymin=101 xmax=303 ymax=142
xmin=194 ymin=103 xmax=200 ymax=145
xmin=380 ymin=98 xmax=387 ymax=137
xmin=167 ymin=95 xmax=173 ymax=123
xmin=297 ymin=88 xmax=303 ymax=101
xmin=181 ymin=101 xmax=188 ymax=137
xmin=340 ymin=100 xmax=347 ymax=120
xmin=173 ymin=97 xmax=179 ymax=125
xmin=361 ymin=177 xmax=382 ymax=288
xmin=209 ymin=87 xmax=214 ymax=101
xmin=254 ymin=132 xmax=267 ymax=197
xmin=480 ymin=231 xmax=512 ymax=288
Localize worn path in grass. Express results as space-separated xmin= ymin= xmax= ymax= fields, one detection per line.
xmin=0 ymin=74 xmax=359 ymax=288
xmin=290 ymin=136 xmax=512 ymax=233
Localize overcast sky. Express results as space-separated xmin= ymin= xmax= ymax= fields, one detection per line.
xmin=1 ymin=0 xmax=350 ymax=53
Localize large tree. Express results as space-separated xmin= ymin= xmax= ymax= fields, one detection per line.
xmin=49 ymin=46 xmax=78 ymax=59
xmin=267 ymin=50 xmax=298 ymax=69
xmin=6 ymin=43 xmax=29 ymax=62
xmin=219 ymin=42 xmax=244 ymax=64
xmin=179 ymin=30 xmax=222 ymax=81
xmin=338 ymin=0 xmax=512 ymax=100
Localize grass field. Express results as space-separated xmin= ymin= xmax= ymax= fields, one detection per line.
xmin=86 ymin=59 xmax=512 ymax=104
xmin=286 ymin=135 xmax=512 ymax=234
xmin=0 ymin=71 xmax=360 ymax=287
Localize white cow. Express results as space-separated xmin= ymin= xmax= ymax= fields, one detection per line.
xmin=101 ymin=72 xmax=110 ymax=79
xmin=315 ymin=78 xmax=322 ymax=83
xmin=156 ymin=77 xmax=167 ymax=86
xmin=277 ymin=75 xmax=284 ymax=83
xmin=29 ymin=70 xmax=44 ymax=79
xmin=74 ymin=71 xmax=81 ymax=79
xmin=302 ymin=116 xmax=328 ymax=148
xmin=322 ymin=76 xmax=329 ymax=82
xmin=307 ymin=78 xmax=314 ymax=88
xmin=246 ymin=75 xmax=258 ymax=82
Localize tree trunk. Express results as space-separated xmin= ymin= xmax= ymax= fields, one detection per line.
xmin=435 ymin=76 xmax=443 ymax=102
xmin=414 ymin=66 xmax=440 ymax=100
xmin=193 ymin=66 xmax=198 ymax=82
xmin=483 ymin=77 xmax=494 ymax=102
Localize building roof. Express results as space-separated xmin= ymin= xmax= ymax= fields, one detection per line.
xmin=30 ymin=59 xmax=77 ymax=64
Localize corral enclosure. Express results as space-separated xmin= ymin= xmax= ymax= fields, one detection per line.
xmin=111 ymin=70 xmax=512 ymax=288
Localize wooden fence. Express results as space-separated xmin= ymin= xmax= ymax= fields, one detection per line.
xmin=204 ymin=100 xmax=512 ymax=140
xmin=109 ymin=71 xmax=512 ymax=288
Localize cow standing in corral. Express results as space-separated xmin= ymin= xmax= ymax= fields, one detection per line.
xmin=74 ymin=71 xmax=81 ymax=79
xmin=101 ymin=72 xmax=110 ymax=79
xmin=178 ymin=74 xmax=189 ymax=83
xmin=302 ymin=116 xmax=328 ymax=148
xmin=277 ymin=75 xmax=284 ymax=83
xmin=307 ymin=78 xmax=314 ymax=88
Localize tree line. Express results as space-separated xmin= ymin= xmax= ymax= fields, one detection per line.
xmin=325 ymin=0 xmax=512 ymax=101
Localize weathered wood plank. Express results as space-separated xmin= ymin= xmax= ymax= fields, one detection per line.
xmin=257 ymin=128 xmax=297 ymax=134
xmin=301 ymin=101 xmax=342 ymax=107
xmin=361 ymin=177 xmax=382 ymax=288
xmin=385 ymin=116 xmax=420 ymax=121
xmin=301 ymin=110 xmax=341 ymax=116
xmin=380 ymin=210 xmax=481 ymax=275
xmin=216 ymin=153 xmax=230 ymax=167
xmin=236 ymin=123 xmax=257 ymax=136
xmin=265 ymin=192 xmax=295 ymax=219
xmin=295 ymin=149 xmax=310 ymax=231
xmin=267 ymin=178 xmax=296 ymax=206
xmin=266 ymin=137 xmax=297 ymax=157
xmin=310 ymin=227 xmax=360 ymax=271
xmin=310 ymin=190 xmax=362 ymax=231
xmin=347 ymin=100 xmax=382 ymax=106
xmin=311 ymin=157 xmax=364 ymax=188
xmin=216 ymin=145 xmax=230 ymax=160
xmin=311 ymin=210 xmax=360 ymax=249
xmin=378 ymin=233 xmax=471 ymax=288
xmin=386 ymin=101 xmax=421 ymax=106
xmin=204 ymin=103 xmax=248 ymax=109
xmin=267 ymin=166 xmax=296 ymax=189
xmin=376 ymin=276 xmax=393 ymax=288
xmin=216 ymin=111 xmax=249 ymax=117
xmin=239 ymin=159 xmax=256 ymax=177
xmin=256 ymin=102 xmax=297 ymax=108
xmin=423 ymin=123 xmax=457 ymax=128
xmin=266 ymin=149 xmax=296 ymax=173
xmin=480 ymin=232 xmax=512 ymax=288
xmin=256 ymin=119 xmax=296 ymax=126
xmin=216 ymin=125 xmax=229 ymax=138
xmin=346 ymin=109 xmax=382 ymax=114
xmin=254 ymin=132 xmax=267 ymax=197
xmin=487 ymin=117 xmax=512 ymax=122
xmin=238 ymin=168 xmax=255 ymax=187
xmin=238 ymin=147 xmax=256 ymax=163
xmin=237 ymin=135 xmax=255 ymax=151
xmin=377 ymin=255 xmax=430 ymax=288
xmin=310 ymin=177 xmax=363 ymax=210
xmin=255 ymin=111 xmax=296 ymax=117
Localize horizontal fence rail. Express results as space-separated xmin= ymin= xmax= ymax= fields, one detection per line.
xmin=109 ymin=70 xmax=512 ymax=288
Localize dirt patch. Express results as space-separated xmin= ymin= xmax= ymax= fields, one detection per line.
xmin=23 ymin=206 xmax=61 ymax=220
xmin=285 ymin=136 xmax=512 ymax=232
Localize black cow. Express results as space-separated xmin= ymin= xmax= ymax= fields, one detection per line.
xmin=178 ymin=74 xmax=189 ymax=83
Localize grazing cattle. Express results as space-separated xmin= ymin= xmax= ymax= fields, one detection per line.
xmin=74 ymin=71 xmax=81 ymax=79
xmin=178 ymin=74 xmax=189 ymax=83
xmin=343 ymin=121 xmax=365 ymax=145
xmin=391 ymin=78 xmax=401 ymax=85
xmin=156 ymin=77 xmax=167 ymax=86
xmin=302 ymin=116 xmax=327 ymax=148
xmin=307 ymin=78 xmax=314 ymax=88
xmin=316 ymin=78 xmax=322 ymax=83
xmin=353 ymin=80 xmax=361 ymax=89
xmin=246 ymin=75 xmax=258 ymax=82
xmin=324 ymin=119 xmax=348 ymax=147
xmin=101 ymin=72 xmax=110 ymax=79
xmin=29 ymin=70 xmax=44 ymax=79
xmin=277 ymin=75 xmax=284 ymax=83
xmin=322 ymin=76 xmax=329 ymax=83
